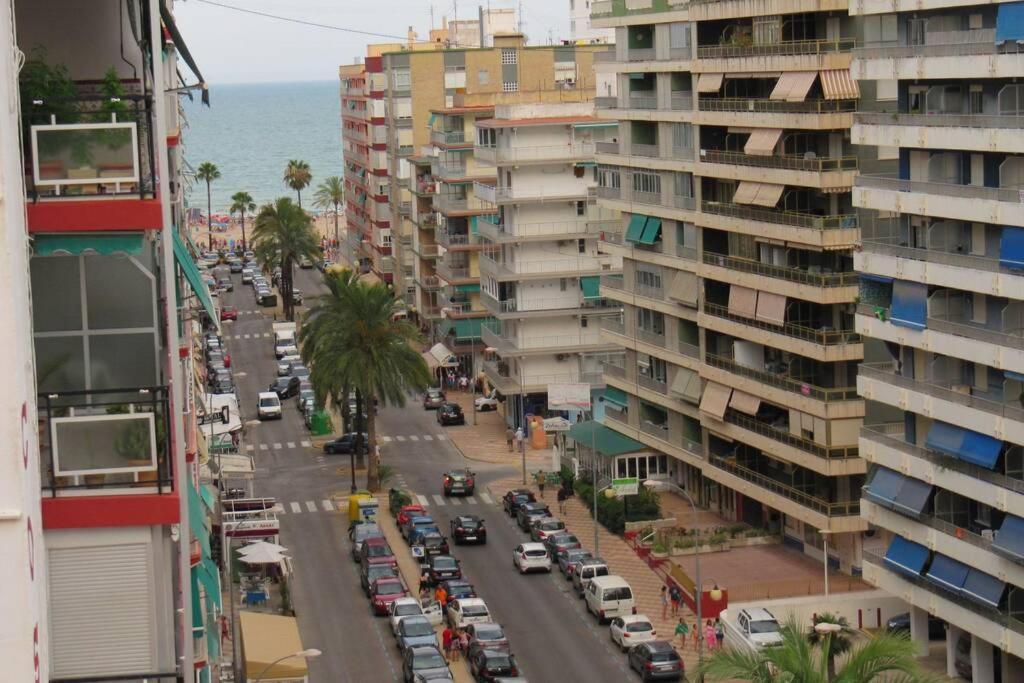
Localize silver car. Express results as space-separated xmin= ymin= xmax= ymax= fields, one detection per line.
xmin=277 ymin=355 xmax=302 ymax=376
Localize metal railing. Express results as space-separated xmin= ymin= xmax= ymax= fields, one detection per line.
xmin=640 ymin=419 xmax=672 ymax=440
xmin=636 ymin=328 xmax=667 ymax=348
xmin=433 ymin=194 xmax=489 ymax=213
xmin=431 ymin=129 xmax=467 ymax=145
xmin=473 ymin=181 xmax=592 ymax=203
xmin=698 ymin=37 xmax=856 ymax=59
xmin=435 ymin=229 xmax=473 ymax=247
xmin=700 ymin=149 xmax=858 ymax=173
xmin=435 ymin=161 xmax=468 ymax=178
xmin=482 ymin=324 xmax=604 ymax=350
xmin=725 ymin=410 xmax=859 ymax=460
xmin=434 ymin=261 xmax=472 ymax=281
xmin=708 ymin=455 xmax=862 ymax=516
xmin=480 ymin=252 xmax=608 ymax=276
xmin=595 ymin=96 xmax=619 ymax=110
xmin=483 ymin=291 xmax=611 ymax=314
xmin=701 ymin=252 xmax=858 ymax=287
xmin=853 ymin=32 xmax=1004 ymax=60
xmin=858 ymin=238 xmax=1007 ymax=275
xmin=701 ymin=98 xmax=856 ymax=114
xmin=704 ymin=302 xmax=861 ymax=346
xmin=706 ymin=353 xmax=860 ymax=402
xmin=475 ymin=141 xmax=596 ymax=163
xmin=856 ymin=174 xmax=1024 ymax=204
xmin=631 ymin=142 xmax=660 ymax=157
xmin=855 ymin=111 xmax=1024 ymax=130
xmin=418 ymin=275 xmax=442 ymax=290
xmin=602 ymin=318 xmax=626 ymax=335
xmin=701 ymin=201 xmax=858 ymax=231
xmin=638 ymin=373 xmax=668 ymax=394
xmin=628 ymin=92 xmax=659 ymax=110
xmin=478 ymin=214 xmax=617 ymax=240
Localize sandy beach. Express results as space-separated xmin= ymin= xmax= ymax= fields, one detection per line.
xmin=187 ymin=211 xmax=346 ymax=253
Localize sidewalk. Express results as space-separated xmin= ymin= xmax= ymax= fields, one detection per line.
xmin=441 ymin=391 xmax=550 ymax=469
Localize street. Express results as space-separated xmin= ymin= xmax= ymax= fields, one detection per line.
xmin=219 ymin=264 xmax=630 ymax=682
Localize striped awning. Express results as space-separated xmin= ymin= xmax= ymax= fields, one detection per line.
xmin=770 ymin=72 xmax=817 ymax=102
xmin=755 ymin=292 xmax=787 ymax=326
xmin=697 ymin=73 xmax=724 ymax=93
xmin=744 ymin=129 xmax=782 ymax=156
xmin=820 ymin=69 xmax=859 ymax=100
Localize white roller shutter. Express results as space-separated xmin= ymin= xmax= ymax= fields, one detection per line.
xmin=49 ymin=543 xmax=157 ymax=678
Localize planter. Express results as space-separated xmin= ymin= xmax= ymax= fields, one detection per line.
xmin=651 ymin=549 xmax=669 ymax=560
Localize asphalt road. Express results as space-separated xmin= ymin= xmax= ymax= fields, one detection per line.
xmin=218 ymin=263 xmax=632 ymax=682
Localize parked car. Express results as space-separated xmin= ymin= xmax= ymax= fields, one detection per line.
xmin=516 ymin=502 xmax=551 ymax=531
xmin=416 ymin=531 xmax=450 ymax=557
xmin=436 ymin=402 xmax=465 ymax=426
xmin=299 ymin=256 xmax=314 ymax=269
xmin=269 ymin=375 xmax=301 ymax=398
xmin=439 ymin=580 xmax=476 ymax=609
xmin=210 ymin=375 xmax=235 ymax=395
xmin=544 ymin=532 xmax=581 ymax=556
xmin=465 ymin=622 xmax=509 ymax=656
xmin=423 ymin=388 xmax=446 ymax=410
xmin=529 ymin=518 xmax=566 ymax=543
xmin=474 ymin=394 xmax=499 ymax=412
xmin=408 ymin=526 xmax=444 ymax=549
xmin=512 ymin=543 xmax=551 ymax=574
xmin=442 ymin=469 xmax=475 ymax=496
xmin=297 ymin=388 xmax=316 ymax=412
xmin=277 ymin=355 xmax=302 ymax=376
xmin=292 ymin=289 xmax=303 ymax=305
xmin=584 ymin=575 xmax=636 ymax=624
xmin=446 ymin=598 xmax=491 ymax=629
xmin=289 ymin=364 xmax=311 ymax=382
xmin=323 ymin=432 xmax=368 ymax=455
xmin=396 ymin=504 xmax=427 ymax=527
xmin=359 ymin=536 xmax=396 ymax=567
xmin=627 ymin=640 xmax=683 ymax=681
xmin=369 ymin=577 xmax=408 ymax=616
xmin=401 ymin=645 xmax=450 ymax=682
xmin=424 ymin=555 xmax=462 ymax=586
xmin=467 ymin=649 xmax=519 ymax=682
xmin=557 ymin=548 xmax=594 ymax=580
xmin=351 ymin=523 xmax=384 ymax=561
xmin=502 ymin=489 xmax=536 ymax=516
xmin=241 ymin=269 xmax=254 ymax=284
xmin=220 ymin=306 xmax=238 ymax=321
xmin=207 ymin=350 xmax=231 ymax=369
xmin=450 ymin=515 xmax=486 ymax=545
xmin=360 ymin=563 xmax=399 ymax=597
xmin=402 ymin=515 xmax=436 ymax=541
xmin=610 ymin=615 xmax=658 ymax=651
xmin=217 ymin=277 xmax=233 ymax=292
xmin=228 ymin=259 xmax=244 ymax=273
xmin=572 ymin=559 xmax=610 ymax=598
xmin=389 ymin=597 xmax=426 ymax=635
xmin=396 ymin=616 xmax=439 ymax=652
xmin=885 ymin=612 xmax=946 ymax=640
xmin=256 ymin=392 xmax=282 ymax=420
xmin=729 ymin=607 xmax=784 ymax=650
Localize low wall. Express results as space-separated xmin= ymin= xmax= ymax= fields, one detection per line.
xmin=729 ymin=590 xmax=909 ymax=631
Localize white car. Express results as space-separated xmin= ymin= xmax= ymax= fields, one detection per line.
xmin=446 ymin=598 xmax=490 ymax=629
xmin=277 ymin=355 xmax=302 ymax=376
xmin=610 ymin=614 xmax=658 ymax=651
xmin=389 ymin=597 xmax=424 ymax=635
xmin=256 ymin=392 xmax=282 ymax=420
xmin=513 ymin=542 xmax=551 ymax=574
xmin=241 ymin=269 xmax=254 ymax=284
xmin=474 ymin=395 xmax=499 ymax=411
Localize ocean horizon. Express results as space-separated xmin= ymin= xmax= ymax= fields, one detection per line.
xmin=183 ymin=79 xmax=343 ymax=213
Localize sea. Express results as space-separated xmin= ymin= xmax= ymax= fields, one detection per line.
xmin=182 ymin=80 xmax=342 ymax=213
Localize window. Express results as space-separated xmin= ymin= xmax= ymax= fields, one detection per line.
xmin=576 ymin=201 xmax=586 ymax=216
xmin=502 ymin=81 xmax=519 ymax=93
xmin=674 ymin=172 xmax=693 ymax=198
xmin=669 ymin=22 xmax=691 ymax=49
xmin=477 ymin=128 xmax=497 ymax=147
xmin=970 ymin=85 xmax=983 ymax=115
xmin=578 ymin=239 xmax=586 ymax=253
xmin=391 ymin=69 xmax=411 ymax=90
xmin=636 ymin=307 xmax=664 ymax=334
xmin=501 ymin=49 xmax=518 ymax=65
xmin=636 ymin=267 xmax=662 ymax=291
xmin=672 ymin=123 xmax=693 ymax=152
xmin=478 ymin=69 xmax=490 ymax=85
xmin=1000 ymin=85 xmax=1024 ymax=115
xmin=632 ymin=170 xmax=661 ymax=195
xmin=598 ymin=166 xmax=621 ymax=189
xmin=560 ymin=278 xmax=568 ymax=291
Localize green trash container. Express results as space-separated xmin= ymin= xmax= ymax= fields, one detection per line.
xmin=310 ymin=410 xmax=333 ymax=436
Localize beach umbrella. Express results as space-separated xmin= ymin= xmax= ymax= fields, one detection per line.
xmin=241 ymin=540 xmax=287 ymax=554
xmin=237 ymin=544 xmax=288 ymax=564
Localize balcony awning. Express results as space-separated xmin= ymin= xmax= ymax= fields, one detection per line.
xmin=732 ymin=181 xmax=784 ymax=207
xmin=891 ymin=279 xmax=927 ymax=330
xmin=188 ymin=482 xmax=211 ymax=557
xmin=699 ymin=381 xmax=732 ymax=420
xmin=883 ymin=535 xmax=929 ymax=578
xmin=625 ymin=214 xmax=648 ymax=243
xmin=770 ymin=71 xmax=816 ymax=102
xmin=33 ymin=233 xmax=144 ymax=256
xmin=455 ymin=283 xmax=480 ymax=293
xmin=173 ymin=230 xmax=218 ymax=325
xmin=819 ymin=69 xmax=859 ymax=100
xmin=925 ymin=553 xmax=970 ymax=595
xmin=669 ymin=367 xmax=702 ymax=403
xmin=240 ymin=613 xmax=308 ymax=681
xmin=638 ymin=216 xmax=663 ymax=245
xmin=422 ymin=351 xmax=441 ymax=371
xmin=754 ymin=291 xmax=787 ymax=326
xmin=428 ymin=342 xmax=460 ymax=367
xmin=996 ymin=2 xmax=1024 ymax=44
xmin=569 ymin=420 xmax=645 ymax=457
xmin=728 ymin=390 xmax=761 ymax=415
xmin=728 ymin=285 xmax=758 ymax=319
xmin=603 ymin=386 xmax=629 ymax=408
xmin=696 ymin=73 xmax=724 ymax=93
xmin=668 ymin=271 xmax=699 ymax=306
xmin=581 ymin=276 xmax=601 ymax=300
xmin=892 ymin=475 xmax=933 ymax=518
xmin=925 ymin=420 xmax=1003 ymax=470
xmin=743 ymin=128 xmax=782 ymax=156
xmin=962 ymin=568 xmax=1006 ymax=609
xmin=160 ymin=2 xmax=209 ymax=106
xmin=993 ymin=514 xmax=1024 ymax=563
xmin=863 ymin=465 xmax=905 ymax=508
xmin=440 ymin=318 xmax=489 ymax=342
xmin=999 ymin=226 xmax=1024 ymax=270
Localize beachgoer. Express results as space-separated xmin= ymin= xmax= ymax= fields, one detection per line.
xmin=705 ymin=620 xmax=716 ymax=651
xmin=506 ymin=427 xmax=515 ymax=452
xmin=660 ymin=586 xmax=669 ymax=620
xmin=715 ymin=617 xmax=725 ymax=650
xmin=674 ymin=618 xmax=689 ymax=649
xmin=515 ymin=427 xmax=524 ymax=452
xmin=669 ymin=584 xmax=682 ymax=616
xmin=442 ymin=626 xmax=454 ymax=661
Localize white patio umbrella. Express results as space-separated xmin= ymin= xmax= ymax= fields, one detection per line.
xmin=240 ymin=540 xmax=287 ymax=554
xmin=237 ymin=544 xmax=288 ymax=565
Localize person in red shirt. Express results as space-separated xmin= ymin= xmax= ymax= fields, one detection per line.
xmin=442 ymin=626 xmax=454 ymax=662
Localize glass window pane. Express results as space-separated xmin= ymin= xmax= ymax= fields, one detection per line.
xmin=35 ymin=336 xmax=86 ymax=394
xmin=85 ymin=256 xmax=154 ymax=329
xmin=89 ymin=333 xmax=158 ymax=390
xmin=53 ymin=413 xmax=155 ymax=474
xmin=31 ymin=256 xmax=82 ymax=332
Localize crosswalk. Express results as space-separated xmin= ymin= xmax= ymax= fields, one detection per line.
xmin=228 ymin=332 xmax=272 ymax=340
xmin=250 ymin=440 xmax=312 ymax=452
xmin=275 ymin=491 xmax=496 ymax=516
xmin=381 ymin=434 xmax=446 ymax=443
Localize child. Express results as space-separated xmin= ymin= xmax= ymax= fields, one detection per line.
xmin=660 ymin=585 xmax=669 ymax=620
xmin=674 ymin=618 xmax=689 ymax=649
xmin=442 ymin=626 xmax=453 ymax=662
xmin=458 ymin=628 xmax=470 ymax=660
xmin=705 ymin=620 xmax=717 ymax=651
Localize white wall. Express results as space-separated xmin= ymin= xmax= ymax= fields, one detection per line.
xmin=729 ymin=590 xmax=909 ymax=631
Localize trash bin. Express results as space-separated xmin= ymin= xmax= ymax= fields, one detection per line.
xmin=309 ymin=410 xmax=333 ymax=436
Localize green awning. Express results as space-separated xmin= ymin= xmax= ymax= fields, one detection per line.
xmin=198 ymin=555 xmax=222 ymax=610
xmin=569 ymin=420 xmax=645 ymax=457
xmin=603 ymin=386 xmax=628 ymax=407
xmin=200 ymin=483 xmax=218 ymax=515
xmin=441 ymin=317 xmax=493 ymax=341
xmin=638 ymin=216 xmax=662 ymax=245
xmin=188 ymin=482 xmax=211 ymax=559
xmin=581 ymin=276 xmax=601 ymax=300
xmin=191 ymin=571 xmax=204 ymax=629
xmin=625 ymin=214 xmax=647 ymax=243
xmin=428 ymin=113 xmax=437 ymax=127
xmin=173 ymin=230 xmax=218 ymax=324
xmin=185 ymin=232 xmax=202 ymax=258
xmin=455 ymin=283 xmax=481 ymax=293
xmin=33 ymin=233 xmax=144 ymax=256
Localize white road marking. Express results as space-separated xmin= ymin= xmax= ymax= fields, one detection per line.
xmin=243 ymin=334 xmax=250 ymax=339
xmin=321 ymin=500 xmax=334 ymax=512
xmin=417 ymin=495 xmax=430 ymax=506
xmin=263 ymin=332 xmax=271 ymax=338
xmin=423 ymin=435 xmax=433 ymax=441
xmin=245 ymin=444 xmax=254 ymax=452
xmin=273 ymin=443 xmax=282 ymax=450
xmin=431 ymin=495 xmax=446 ymax=506
xmin=381 ymin=436 xmax=393 ymax=442
xmin=233 ymin=334 xmax=241 ymax=340
xmin=305 ymin=500 xmax=317 ymax=512
xmin=259 ymin=444 xmax=268 ymax=451
xmin=301 ymin=440 xmax=311 ymax=447
xmin=479 ymin=492 xmax=494 ymax=505
xmin=245 ymin=420 xmax=261 ymax=427
xmin=234 ymin=371 xmax=247 ymax=377
xmin=449 ymin=498 xmax=462 ymax=506
xmin=396 ymin=435 xmax=406 ymax=442
xmin=436 ymin=435 xmax=447 ymax=441
xmin=286 ymin=441 xmax=296 ymax=449
xmin=409 ymin=435 xmax=419 ymax=442
xmin=289 ymin=502 xmax=302 ymax=513
xmin=466 ymin=496 xmax=477 ymax=505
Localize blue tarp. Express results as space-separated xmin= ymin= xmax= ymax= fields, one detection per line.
xmin=962 ymin=568 xmax=1006 ymax=608
xmin=891 ymin=279 xmax=927 ymax=330
xmin=925 ymin=553 xmax=970 ymax=594
xmin=1000 ymin=226 xmax=1024 ymax=270
xmin=883 ymin=535 xmax=930 ymax=578
xmin=993 ymin=514 xmax=1024 ymax=563
xmin=996 ymin=2 xmax=1024 ymax=44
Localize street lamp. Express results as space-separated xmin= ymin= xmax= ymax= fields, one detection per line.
xmin=252 ymin=648 xmax=322 ymax=683
xmin=819 ymin=529 xmax=834 ymax=600
xmin=591 ymin=479 xmax=617 ymax=557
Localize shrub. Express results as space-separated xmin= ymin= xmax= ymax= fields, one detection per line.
xmin=573 ymin=479 xmax=661 ymax=534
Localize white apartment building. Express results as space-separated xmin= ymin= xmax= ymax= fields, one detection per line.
xmin=852 ymin=2 xmax=1024 ymax=680
xmin=474 ymin=103 xmax=623 ymax=422
xmin=570 ymin=0 xmax=616 ymax=43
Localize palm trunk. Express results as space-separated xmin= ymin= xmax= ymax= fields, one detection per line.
xmin=206 ymin=182 xmax=213 ymax=251
xmin=366 ymin=391 xmax=379 ymax=492
xmin=333 ymin=203 xmax=339 ymax=252
xmin=282 ymin=258 xmax=293 ymax=321
xmin=354 ymin=390 xmax=365 ymax=468
xmin=240 ymin=211 xmax=246 ymax=252
xmin=296 ymin=189 xmax=302 ymax=208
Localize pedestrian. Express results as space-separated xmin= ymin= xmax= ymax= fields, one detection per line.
xmin=705 ymin=620 xmax=716 ymax=651
xmin=442 ymin=626 xmax=454 ymax=662
xmin=459 ymin=375 xmax=469 ymax=391
xmin=715 ymin=617 xmax=725 ymax=650
xmin=660 ymin=585 xmax=669 ymax=620
xmin=506 ymin=426 xmax=515 ymax=452
xmin=515 ymin=427 xmax=524 ymax=453
xmin=449 ymin=628 xmax=461 ymax=662
xmin=674 ymin=618 xmax=689 ymax=649
xmin=458 ymin=628 xmax=469 ymax=659
xmin=669 ymin=584 xmax=682 ymax=616
xmin=537 ymin=471 xmax=546 ymax=498
xmin=557 ymin=486 xmax=567 ymax=515
xmin=435 ymin=585 xmax=447 ymax=608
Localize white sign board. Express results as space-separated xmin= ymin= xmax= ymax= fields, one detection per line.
xmin=542 ymin=416 xmax=572 ymax=432
xmin=547 ymin=383 xmax=592 ymax=410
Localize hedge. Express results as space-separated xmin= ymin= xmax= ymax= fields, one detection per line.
xmin=573 ymin=477 xmax=661 ymax=534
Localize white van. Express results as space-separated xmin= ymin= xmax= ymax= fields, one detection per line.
xmin=257 ymin=392 xmax=282 ymax=420
xmin=585 ymin=575 xmax=635 ymax=624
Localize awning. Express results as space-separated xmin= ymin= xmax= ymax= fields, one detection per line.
xmin=731 ymin=182 xmax=758 ymax=205
xmin=441 ymin=318 xmax=489 ymax=342
xmin=668 ymin=271 xmax=699 ymax=306
xmin=201 ymin=453 xmax=255 ymax=480
xmin=455 ymin=283 xmax=481 ymax=293
xmin=197 ymin=555 xmax=221 ymax=611
xmin=697 ymin=73 xmax=724 ymax=93
xmin=883 ymin=535 xmax=929 ymax=578
xmin=699 ymin=381 xmax=732 ymax=420
xmin=173 ymin=230 xmax=218 ymax=325
xmin=819 ymin=69 xmax=859 ymax=100
xmin=422 ymin=351 xmax=441 ymax=371
xmin=733 ymin=181 xmax=784 ymax=207
xmin=569 ymin=420 xmax=645 ymax=457
xmin=669 ymin=367 xmax=702 ymax=404
xmin=728 ymin=390 xmax=761 ymax=415
xmin=240 ymin=613 xmax=308 ymax=680
xmin=201 ymin=483 xmax=218 ymax=514
xmin=892 ymin=475 xmax=933 ymax=518
xmin=428 ymin=342 xmax=460 ymax=367
xmin=728 ymin=285 xmax=758 ymax=319
xmin=925 ymin=553 xmax=970 ymax=595
xmin=754 ymin=292 xmax=787 ymax=326
xmin=603 ymin=386 xmax=629 ymax=408
xmin=33 ymin=233 xmax=144 ymax=256
xmin=863 ymin=466 xmax=905 ymax=509
xmin=770 ymin=71 xmax=816 ymax=102
xmin=891 ymin=279 xmax=927 ymax=330
xmin=638 ymin=216 xmax=663 ymax=245
xmin=581 ymin=276 xmax=601 ymax=300
xmin=1000 ymin=226 xmax=1024 ymax=270
xmin=188 ymin=482 xmax=211 ymax=558
xmin=996 ymin=2 xmax=1024 ymax=44
xmin=993 ymin=514 xmax=1024 ymax=563
xmin=743 ymin=129 xmax=782 ymax=156
xmin=962 ymin=568 xmax=1006 ymax=609
xmin=160 ymin=2 xmax=209 ymax=105
xmin=925 ymin=420 xmax=1003 ymax=469
xmin=190 ymin=571 xmax=204 ymax=630
xmin=625 ymin=214 xmax=648 ymax=243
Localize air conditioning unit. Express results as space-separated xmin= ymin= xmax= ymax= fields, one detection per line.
xmin=556 ymin=354 xmax=568 ymax=362
xmin=982 ymin=529 xmax=995 ymax=541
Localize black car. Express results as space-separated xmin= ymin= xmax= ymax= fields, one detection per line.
xmin=269 ymin=375 xmax=301 ymax=398
xmin=502 ymin=489 xmax=536 ymax=517
xmin=443 ymin=469 xmax=475 ymax=496
xmin=436 ymin=402 xmax=465 ymax=426
xmin=450 ymin=515 xmax=486 ymax=545
xmin=628 ymin=641 xmax=683 ymax=681
xmin=424 ymin=555 xmax=462 ymax=586
xmin=468 ymin=649 xmax=519 ymax=682
xmin=418 ymin=531 xmax=450 ymax=557
xmin=886 ymin=612 xmax=946 ymax=640
xmin=323 ymin=432 xmax=368 ymax=455
xmin=211 ymin=377 xmax=235 ymax=395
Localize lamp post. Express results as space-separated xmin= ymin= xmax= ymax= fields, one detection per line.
xmin=819 ymin=529 xmax=833 ymax=600
xmin=252 ymin=648 xmax=322 ymax=683
xmin=591 ymin=479 xmax=616 ymax=557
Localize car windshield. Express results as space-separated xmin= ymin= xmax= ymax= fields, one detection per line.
xmin=459 ymin=519 xmax=479 ymax=528
xmin=484 ymin=654 xmax=511 ymax=669
xmin=558 ymin=535 xmax=579 ymax=545
xmin=354 ymin=526 xmax=381 ymax=540
xmin=396 ymin=603 xmax=421 ymax=616
xmin=369 ymin=566 xmax=396 ymax=580
xmin=427 ymin=390 xmax=442 ymax=398
xmin=423 ymin=536 xmax=444 ymax=547
xmin=366 ymin=543 xmax=392 ymax=557
xmin=524 ymin=549 xmax=547 ymax=558
xmin=403 ymin=619 xmax=434 ymax=636
xmin=542 ymin=521 xmax=563 ymax=530
xmin=413 ymin=652 xmax=446 ymax=669
xmin=475 ymin=624 xmax=504 ymax=640
xmin=627 ymin=622 xmax=653 ymax=632
xmin=750 ymin=620 xmax=780 ymax=634
xmin=433 ymin=558 xmax=457 ymax=570
xmin=461 ymin=605 xmax=488 ymax=617
xmin=259 ymin=398 xmax=278 ymax=407
xmin=376 ymin=582 xmax=404 ymax=595
xmin=449 ymin=585 xmax=473 ymax=596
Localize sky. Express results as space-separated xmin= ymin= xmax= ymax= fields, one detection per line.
xmin=174 ymin=0 xmax=572 ymax=85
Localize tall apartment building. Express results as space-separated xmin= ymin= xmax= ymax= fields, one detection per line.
xmin=591 ymin=0 xmax=868 ymax=571
xmin=10 ymin=1 xmax=216 ymax=680
xmin=852 ymin=4 xmax=1024 ymax=680
xmin=571 ymin=0 xmax=616 ymax=43
xmin=473 ymin=102 xmax=623 ymax=421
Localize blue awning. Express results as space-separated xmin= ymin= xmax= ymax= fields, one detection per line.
xmin=925 ymin=421 xmax=966 ymax=458
xmin=638 ymin=216 xmax=662 ymax=245
xmin=1006 ymin=370 xmax=1024 ymax=382
xmin=960 ymin=430 xmax=1003 ymax=470
xmin=625 ymin=214 xmax=648 ymax=243
xmin=1000 ymin=226 xmax=1024 ymax=270
xmin=993 ymin=514 xmax=1024 ymax=564
xmin=883 ymin=535 xmax=930 ymax=578
xmin=996 ymin=2 xmax=1024 ymax=44
xmin=863 ymin=466 xmax=905 ymax=509
xmin=925 ymin=553 xmax=970 ymax=595
xmin=892 ymin=475 xmax=933 ymax=518
xmin=891 ymin=279 xmax=927 ymax=330
xmin=962 ymin=568 xmax=1006 ymax=609
xmin=859 ymin=273 xmax=894 ymax=283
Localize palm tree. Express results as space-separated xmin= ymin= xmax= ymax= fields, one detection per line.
xmin=698 ymin=617 xmax=941 ymax=683
xmin=229 ymin=191 xmax=256 ymax=253
xmin=251 ymin=197 xmax=319 ymax=321
xmin=283 ymin=159 xmax=312 ymax=207
xmin=313 ymin=176 xmax=345 ymax=251
xmin=196 ymin=162 xmax=220 ymax=251
xmin=808 ymin=612 xmax=855 ymax=680
xmin=299 ymin=269 xmax=432 ymax=491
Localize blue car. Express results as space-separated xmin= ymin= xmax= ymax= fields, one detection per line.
xmin=408 ymin=526 xmax=442 ymax=546
xmin=402 ymin=515 xmax=435 ymax=541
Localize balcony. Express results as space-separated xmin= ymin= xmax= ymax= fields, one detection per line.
xmin=417 ymin=275 xmax=443 ymax=291
xmin=476 ymin=213 xmax=619 ymax=243
xmin=435 ymin=160 xmax=468 ymax=179
xmin=854 ymin=174 xmax=1024 ymax=226
xmin=697 ymin=37 xmax=855 ymax=60
xmin=700 ymin=200 xmax=857 ymax=233
xmin=854 ymin=111 xmax=1024 ymax=155
xmin=431 ymin=129 xmax=469 ymax=147
xmin=725 ymin=410 xmax=859 ymax=461
xmin=415 ymin=243 xmax=441 ymax=259
xmin=434 ymin=260 xmax=474 ymax=283
xmin=481 ymin=324 xmax=607 ymax=354
xmin=474 ymin=141 xmax=596 ymax=164
xmin=697 ymin=97 xmax=855 ymax=130
xmin=699 ymin=149 xmax=858 ymax=174
xmin=433 ymin=194 xmax=489 ymax=215
xmin=479 ymin=252 xmax=611 ymax=280
xmin=703 ymin=301 xmax=860 ymax=347
xmin=705 ymin=352 xmax=860 ymax=403
xmin=473 ymin=180 xmax=593 ymax=204
xmin=38 ymin=386 xmax=172 ymax=496
xmin=482 ymin=290 xmax=619 ymax=317
xmin=701 ymin=251 xmax=858 ymax=288
xmin=482 ymin=359 xmax=598 ymax=393
xmin=852 ymin=31 xmax=1022 ymax=81
xmin=670 ymin=92 xmax=694 ymax=110
xmin=689 ymin=0 xmax=848 ymax=20
xmin=435 ymin=229 xmax=476 ymax=249
xmin=857 ymin=238 xmax=1024 ymax=294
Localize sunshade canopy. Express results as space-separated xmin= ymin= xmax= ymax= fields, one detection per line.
xmin=240 ymin=613 xmax=309 ymax=680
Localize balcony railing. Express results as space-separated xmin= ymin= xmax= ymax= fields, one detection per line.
xmin=858 ymin=238 xmax=1008 ymax=276
xmin=435 ymin=161 xmax=468 ymax=178
xmin=860 ymin=300 xmax=1024 ymax=352
xmin=630 ymin=142 xmax=660 ymax=157
xmin=698 ymin=37 xmax=856 ymax=60
xmin=435 ymin=261 xmax=473 ymax=282
xmin=856 ymin=174 xmax=1024 ymax=204
xmin=475 ymin=141 xmax=596 ymax=163
xmin=24 ymin=94 xmax=156 ymax=201
xmin=725 ymin=410 xmax=859 ymax=460
xmin=596 ymin=96 xmax=619 ymax=110
xmin=601 ymin=274 xmax=625 ymax=290
xmin=602 ymin=318 xmax=626 ymax=335
xmin=627 ymin=48 xmax=657 ymax=61
xmin=700 ymin=149 xmax=858 ymax=173
xmin=701 ymin=98 xmax=856 ymax=114
xmin=706 ymin=352 xmax=860 ymax=402
xmin=636 ymin=328 xmax=666 ymax=348
xmin=433 ymin=194 xmax=488 ymax=213
xmin=628 ymin=92 xmax=658 ymax=110
xmin=38 ymin=386 xmax=172 ymax=495
xmin=483 ymin=291 xmax=618 ymax=314
xmin=701 ymin=252 xmax=858 ymax=287
xmin=431 ymin=129 xmax=468 ymax=146
xmin=418 ymin=275 xmax=443 ymax=290
xmin=436 ymin=229 xmax=473 ymax=248
xmin=855 ymin=111 xmax=1024 ymax=130
xmin=478 ymin=213 xmax=619 ymax=240
xmin=704 ymin=302 xmax=861 ymax=346
xmin=474 ymin=181 xmax=594 ymax=204
xmin=853 ymin=31 xmax=1001 ymax=60
xmin=710 ymin=454 xmax=861 ymax=516
xmin=701 ymin=200 xmax=858 ymax=231
xmin=480 ymin=252 xmax=609 ymax=276
xmin=483 ymin=326 xmax=606 ymax=351
xmin=637 ymin=373 xmax=668 ymax=395
xmin=483 ymin=359 xmax=596 ymax=388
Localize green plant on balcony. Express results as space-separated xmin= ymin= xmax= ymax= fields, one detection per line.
xmin=19 ymin=46 xmax=79 ymax=126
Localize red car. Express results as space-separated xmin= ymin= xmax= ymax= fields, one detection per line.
xmin=397 ymin=504 xmax=426 ymax=527
xmin=220 ymin=306 xmax=238 ymax=321
xmin=369 ymin=577 xmax=407 ymax=616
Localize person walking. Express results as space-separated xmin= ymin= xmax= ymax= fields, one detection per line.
xmin=705 ymin=620 xmax=716 ymax=651
xmin=674 ymin=618 xmax=689 ymax=649
xmin=506 ymin=426 xmax=515 ymax=452
xmin=557 ymin=486 xmax=567 ymax=515
xmin=442 ymin=626 xmax=454 ymax=662
xmin=660 ymin=585 xmax=669 ymax=620
xmin=715 ymin=616 xmax=725 ymax=650
xmin=692 ymin=620 xmax=700 ymax=650
xmin=537 ymin=471 xmax=546 ymax=498
xmin=515 ymin=426 xmax=524 ymax=453
xmin=449 ymin=628 xmax=461 ymax=662
xmin=434 ymin=585 xmax=448 ymax=609
xmin=458 ymin=628 xmax=469 ymax=660
xmin=668 ymin=584 xmax=682 ymax=616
